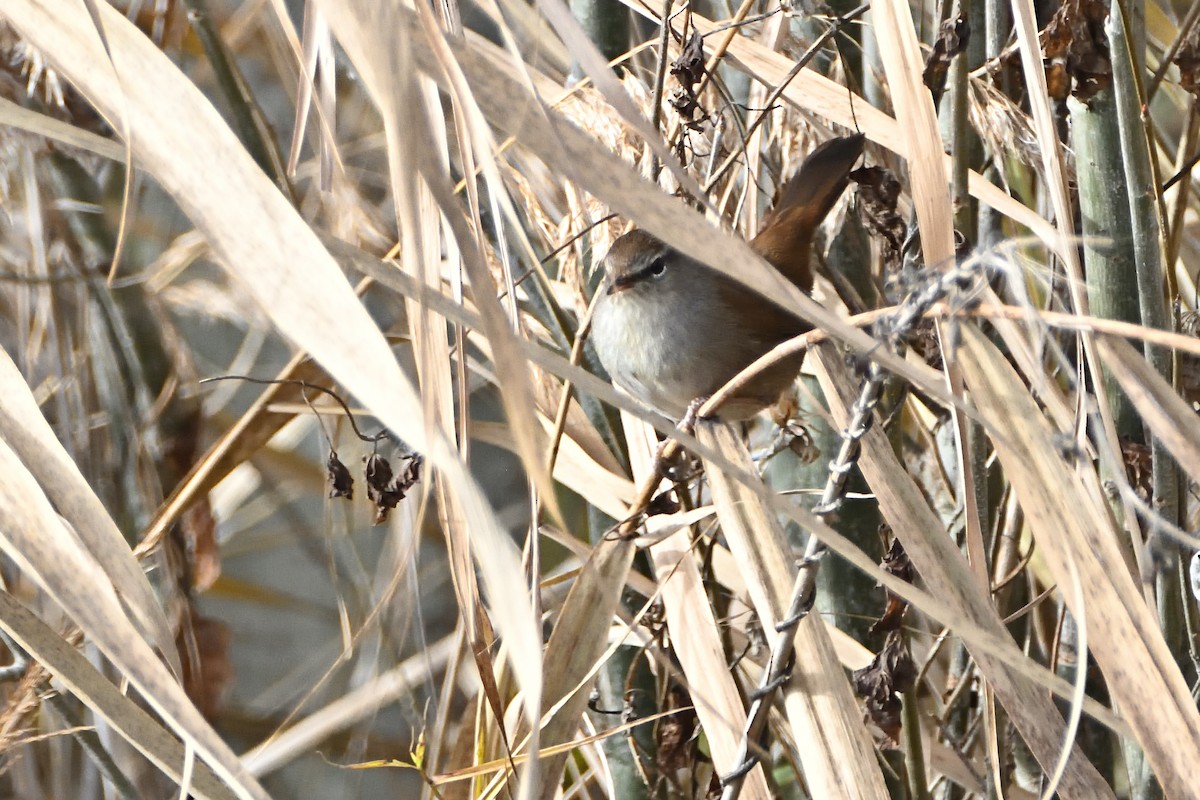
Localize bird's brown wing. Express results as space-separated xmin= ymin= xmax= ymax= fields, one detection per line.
xmin=750 ymin=133 xmax=865 ymax=293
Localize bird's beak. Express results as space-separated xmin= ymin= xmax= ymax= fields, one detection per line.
xmin=607 ymin=274 xmax=632 ymax=295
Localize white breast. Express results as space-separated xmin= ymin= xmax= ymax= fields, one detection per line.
xmin=591 ymin=269 xmax=753 ymax=418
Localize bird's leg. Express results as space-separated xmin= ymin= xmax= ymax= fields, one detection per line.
xmin=652 ymin=395 xmax=710 ymax=467
xmin=751 ymin=418 xmax=817 ymax=469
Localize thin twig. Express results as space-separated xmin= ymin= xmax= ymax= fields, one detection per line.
xmin=545 ymin=289 xmax=606 ymax=475
xmin=1146 ymin=0 xmax=1200 ymax=101
xmin=703 ymin=4 xmax=871 ymax=193
xmin=199 ymin=376 xmax=392 ymax=445
xmin=650 ymin=0 xmax=676 ymax=138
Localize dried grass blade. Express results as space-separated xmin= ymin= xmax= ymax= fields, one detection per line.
xmin=0 ymin=348 xmax=178 ymax=675
xmin=1096 ymin=334 xmax=1200 ymax=481
xmin=535 ymin=539 xmax=636 ymax=786
xmin=649 ymin=529 xmax=772 ymax=799
xmin=1007 ymin=0 xmax=1083 ymax=283
xmin=957 ymin=325 xmax=1200 ymax=799
xmin=867 ymin=0 xmax=955 ymax=268
xmin=810 ymin=345 xmax=1116 ymax=798
xmin=0 ymin=438 xmax=266 ymax=799
xmin=0 ymin=592 xmax=236 ymax=800
xmin=699 ymin=423 xmax=889 ymax=799
xmin=0 ymin=95 xmax=125 ymax=160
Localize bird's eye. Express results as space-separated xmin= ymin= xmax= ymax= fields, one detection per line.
xmin=647 ymin=257 xmax=667 ymax=277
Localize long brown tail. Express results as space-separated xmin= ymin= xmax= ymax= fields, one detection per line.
xmin=751 ymin=133 xmax=865 ymax=292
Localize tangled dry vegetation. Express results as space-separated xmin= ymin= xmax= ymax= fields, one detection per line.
xmin=0 ymin=0 xmax=1199 ymax=798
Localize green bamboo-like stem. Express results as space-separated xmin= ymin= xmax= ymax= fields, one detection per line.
xmin=940 ymin=0 xmax=992 ymax=558
xmin=1107 ymin=22 xmax=1187 ymax=797
xmin=1108 ymin=0 xmax=1183 ymax=539
xmin=903 ymin=682 xmax=931 ymax=800
xmin=1069 ymin=6 xmax=1177 ymax=792
xmin=568 ymin=0 xmax=630 ymax=80
xmin=977 ymin=0 xmax=1011 ymax=250
xmin=180 ymin=0 xmax=293 ymax=199
xmin=937 ymin=643 xmax=971 ymax=800
xmin=936 ymin=3 xmax=1000 ymax=796
xmin=765 ymin=377 xmax=884 ymax=648
xmin=1108 ymin=0 xmax=1175 ymax=409
xmin=1071 ymin=88 xmax=1143 ymax=439
xmin=938 ymin=0 xmax=982 ymax=236
xmin=1119 ymin=709 xmax=1160 ymax=798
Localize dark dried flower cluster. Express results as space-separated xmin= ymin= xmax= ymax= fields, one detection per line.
xmin=325 ymin=450 xmax=423 ymax=524
xmin=923 ymin=15 xmax=970 ymax=100
xmin=853 ymin=631 xmax=917 ymax=744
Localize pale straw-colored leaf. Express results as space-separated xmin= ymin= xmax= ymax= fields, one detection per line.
xmin=0 ymin=94 xmax=124 ymax=160
xmin=0 ymin=347 xmax=178 ymax=674
xmin=957 ymin=325 xmax=1200 ymax=799
xmin=867 ymin=0 xmax=955 ymax=269
xmin=810 ymin=345 xmax=1117 ymax=798
xmin=648 ymin=525 xmax=772 ymax=800
xmin=1007 ymin=0 xmax=1084 ymax=286
xmin=1096 ymin=334 xmax=1200 ymax=482
xmin=0 ymin=591 xmax=236 ymax=800
xmin=700 ymin=422 xmax=889 ymax=799
xmin=0 ymin=436 xmax=267 ymax=799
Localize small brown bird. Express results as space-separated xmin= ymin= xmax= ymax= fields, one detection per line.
xmin=591 ymin=134 xmax=865 ymax=419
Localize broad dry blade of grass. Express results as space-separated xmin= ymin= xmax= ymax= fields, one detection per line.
xmin=0 ymin=94 xmax=125 ymax=160
xmin=957 ymin=324 xmax=1200 ymax=799
xmin=0 ymin=347 xmax=177 ymax=673
xmin=648 ymin=529 xmax=773 ymax=800
xmin=1007 ymin=0 xmax=1083 ymax=282
xmin=868 ymin=0 xmax=955 ymax=268
xmin=810 ymin=345 xmax=1117 ymax=799
xmin=1097 ymin=334 xmax=1200 ymax=482
xmin=0 ymin=435 xmax=267 ymax=800
xmin=700 ymin=423 xmax=890 ymax=799
xmin=0 ymin=592 xmax=236 ymax=800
